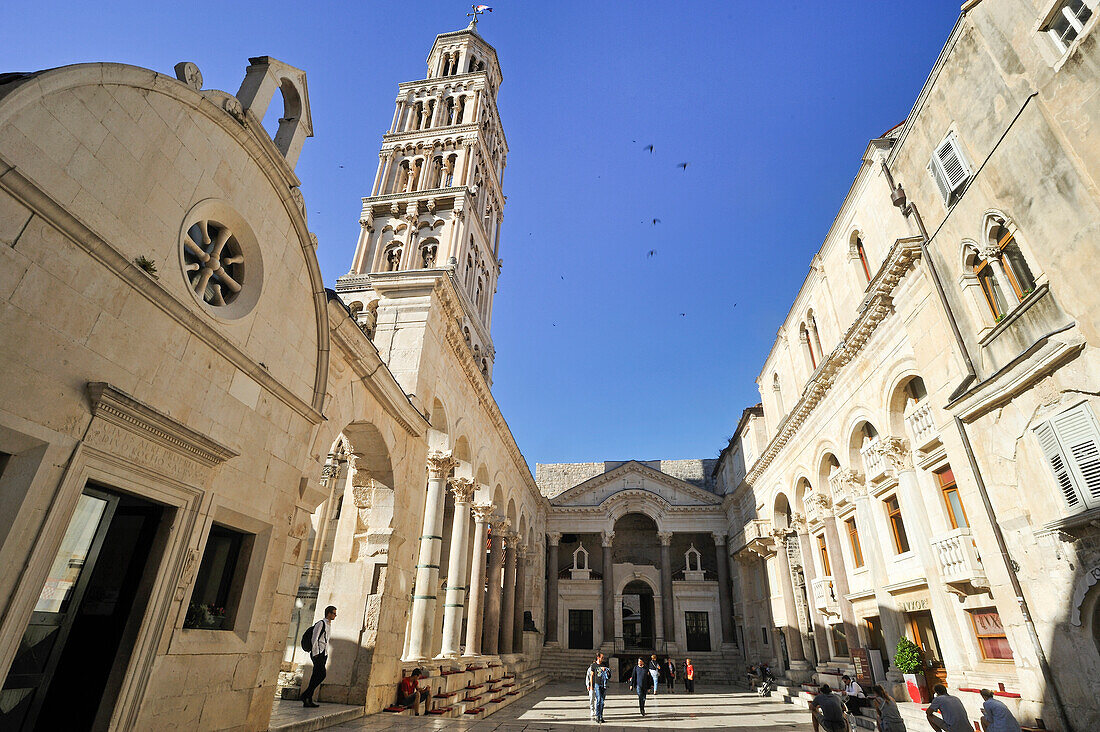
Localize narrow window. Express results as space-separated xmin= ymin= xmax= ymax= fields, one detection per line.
xmin=856 ymin=237 xmax=872 ymax=282
xmin=817 ymin=534 xmax=831 ymax=575
xmin=185 ymin=524 xmax=250 ymax=630
xmin=970 ymin=609 xmax=1013 ymax=660
xmin=830 ymin=623 xmax=849 ymax=658
xmin=936 ymin=466 xmax=969 ymax=529
xmin=975 ymin=256 xmax=1007 ymax=319
xmin=989 ymin=220 xmax=1037 ymax=300
xmin=845 ymin=518 xmax=865 ymax=568
xmin=886 ymin=496 xmax=910 ymax=553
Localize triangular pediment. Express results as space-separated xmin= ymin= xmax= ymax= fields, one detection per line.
xmin=550 ymin=460 xmax=721 ymax=509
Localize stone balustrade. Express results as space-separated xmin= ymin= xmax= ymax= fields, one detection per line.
xmin=861 ymin=438 xmax=888 ymax=482
xmin=905 ymin=400 xmax=939 ymax=451
xmin=811 ymin=575 xmax=840 ymax=616
xmin=930 ymin=527 xmax=988 ymax=595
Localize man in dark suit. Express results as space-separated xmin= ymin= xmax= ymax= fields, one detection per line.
xmin=629 ymin=657 xmax=651 ymax=716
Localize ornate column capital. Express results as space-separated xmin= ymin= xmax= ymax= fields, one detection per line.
xmin=711 ymin=531 xmax=728 ymax=547
xmin=448 ymin=476 xmax=476 ymax=503
xmin=791 ymin=512 xmax=807 ymax=533
xmin=492 ymin=516 xmax=510 ymax=533
xmin=352 ymin=480 xmax=376 ymax=509
xmin=426 ymin=450 xmax=457 ymax=478
xmin=657 ymin=531 xmax=673 ymax=546
xmin=471 ymin=502 xmax=495 ymax=523
xmin=806 ymin=491 xmax=834 ymax=519
xmin=547 ymin=531 xmax=562 ymax=546
xmin=875 ymin=436 xmax=914 ymax=472
xmin=768 ymin=528 xmax=792 ymax=547
xmin=601 ymin=530 xmax=615 ymax=547
xmin=980 ymin=245 xmax=1002 ymax=261
xmin=834 ymin=468 xmax=868 ymax=500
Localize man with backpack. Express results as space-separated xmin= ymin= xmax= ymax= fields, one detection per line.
xmin=586 ymin=651 xmax=609 ymax=723
xmin=301 ymin=605 xmax=336 ymax=707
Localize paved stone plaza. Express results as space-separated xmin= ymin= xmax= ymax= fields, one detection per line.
xmin=271 ymin=683 xmax=812 ymax=730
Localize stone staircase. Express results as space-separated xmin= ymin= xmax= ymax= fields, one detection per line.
xmin=382 ymin=656 xmax=548 ymax=721
xmin=539 ymin=646 xmax=744 ymax=686
xmin=770 ymin=679 xmax=969 ymax=731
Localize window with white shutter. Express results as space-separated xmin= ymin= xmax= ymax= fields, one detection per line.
xmin=1042 ymin=0 xmax=1094 ymax=55
xmin=1033 ymin=402 xmax=1100 ymax=513
xmin=927 ymin=133 xmax=971 ymax=207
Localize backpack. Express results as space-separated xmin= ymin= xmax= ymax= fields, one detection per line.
xmin=301 ymin=621 xmax=324 ymax=653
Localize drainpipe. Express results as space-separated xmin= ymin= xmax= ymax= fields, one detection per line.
xmin=881 ymin=158 xmax=1073 ymax=732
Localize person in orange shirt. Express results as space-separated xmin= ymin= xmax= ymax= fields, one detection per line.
xmin=397 ymin=668 xmax=430 ymax=716
xmin=684 ymin=658 xmax=695 ymax=693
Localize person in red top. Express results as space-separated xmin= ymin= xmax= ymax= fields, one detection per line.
xmin=684 ymin=659 xmax=695 ymax=693
xmin=397 ymin=668 xmax=430 ymax=715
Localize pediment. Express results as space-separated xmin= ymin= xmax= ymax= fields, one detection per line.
xmin=550 ymin=460 xmax=721 ymax=509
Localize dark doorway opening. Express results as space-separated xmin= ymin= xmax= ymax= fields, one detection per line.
xmin=621 ymin=580 xmax=654 ymax=651
xmin=1 ymin=484 xmax=167 ymax=730
xmin=568 ymin=608 xmax=593 ymax=649
xmin=685 ymin=611 xmax=711 ymax=652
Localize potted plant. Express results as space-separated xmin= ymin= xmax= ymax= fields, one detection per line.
xmin=894 ymin=638 xmax=928 ymax=703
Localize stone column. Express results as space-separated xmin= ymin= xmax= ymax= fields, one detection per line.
xmin=371 ymin=153 xmax=386 ymax=197
xmin=406 ymin=451 xmax=457 ymax=661
xmin=481 ymin=517 xmax=507 ymax=655
xmin=545 ymin=532 xmax=561 ymax=645
xmin=498 ymin=533 xmax=518 ymax=654
xmin=389 ymin=100 xmax=403 ymax=134
xmin=438 ymin=478 xmax=475 ymax=658
xmin=512 ymin=543 xmax=526 ymax=654
xmin=793 ymin=514 xmax=830 ymax=664
xmin=712 ymin=532 xmax=734 ymax=644
xmin=770 ymin=530 xmax=808 ymax=665
xmin=816 ymin=495 xmax=860 ymax=650
xmin=657 ymin=531 xmax=675 ymax=646
xmin=600 ymin=531 xmax=615 ymax=648
xmin=462 ymin=503 xmax=493 ymax=657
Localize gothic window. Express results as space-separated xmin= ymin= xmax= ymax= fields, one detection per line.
xmin=1043 ymin=0 xmax=1094 ymax=53
xmin=395 ymin=160 xmax=410 ymax=193
xmin=800 ymin=323 xmax=816 ymax=370
xmin=385 ymin=244 xmax=403 ymax=272
xmin=420 ymin=241 xmax=437 ymax=269
xmin=987 ymin=216 xmax=1037 ymax=301
xmin=446 ymin=154 xmax=457 ymax=186
xmin=808 ymin=313 xmax=824 ymax=361
xmin=465 ymin=254 xmax=474 ymax=287
xmin=481 ymin=358 xmax=488 ymax=378
xmin=476 ymin=276 xmax=483 ymax=306
xmin=463 ymin=326 xmax=471 ymax=344
xmin=970 ymin=247 xmax=1008 ymax=320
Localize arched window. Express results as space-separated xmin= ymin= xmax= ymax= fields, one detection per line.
xmin=987 ymin=216 xmax=1037 ymax=301
xmin=808 ymin=313 xmax=824 ymax=362
xmin=465 ymin=254 xmax=474 ymax=287
xmin=773 ymin=373 xmax=784 ymax=415
xmin=800 ymin=323 xmax=817 ymax=370
xmin=481 ymin=358 xmax=489 ymax=378
xmin=476 ymin=277 xmax=483 ymax=306
xmin=972 ymin=249 xmax=1008 ymax=319
xmin=856 ymin=237 xmax=872 ymax=282
xmin=420 ymin=241 xmax=437 ymax=268
xmin=685 ymin=544 xmax=702 ymax=572
xmin=384 ymin=244 xmax=403 ymax=272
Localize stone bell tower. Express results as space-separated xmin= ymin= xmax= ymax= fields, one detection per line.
xmin=337 ymin=18 xmax=508 ymax=384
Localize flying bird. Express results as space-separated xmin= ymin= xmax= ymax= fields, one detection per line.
xmin=678 ymin=162 xmax=689 ymax=170
xmin=644 ymin=144 xmax=654 ymax=153
xmin=647 ymin=250 xmax=656 ymax=258
xmin=679 ymin=313 xmax=686 ymax=317
xmin=651 ymin=218 xmax=661 ymax=226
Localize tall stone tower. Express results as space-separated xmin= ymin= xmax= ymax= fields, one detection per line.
xmin=338 ymin=18 xmax=507 ymax=385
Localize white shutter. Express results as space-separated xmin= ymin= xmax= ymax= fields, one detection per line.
xmin=927 ymin=160 xmax=953 ymax=207
xmin=935 ymin=136 xmax=970 ymax=193
xmin=1033 ymin=421 xmax=1083 ymax=510
xmin=1051 ymin=403 xmax=1100 ymax=508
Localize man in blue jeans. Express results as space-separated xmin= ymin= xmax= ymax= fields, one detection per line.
xmin=586 ymin=652 xmax=609 ymax=723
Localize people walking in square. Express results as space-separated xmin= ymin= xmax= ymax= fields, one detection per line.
xmin=630 ymin=657 xmax=651 ymax=716
xmin=664 ymin=657 xmax=676 ymax=692
xmin=586 ymin=651 xmax=609 ymax=723
xmin=926 ymin=685 xmax=971 ymax=732
xmin=979 ymin=689 xmax=1022 ymax=732
xmin=301 ymin=605 xmax=336 ymax=707
xmin=684 ymin=658 xmax=695 ymax=693
xmin=648 ymin=654 xmax=660 ymax=695
xmin=871 ymin=685 xmax=905 ymax=732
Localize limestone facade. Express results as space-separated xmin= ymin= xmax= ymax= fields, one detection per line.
xmin=715 ymin=2 xmax=1100 ymax=730
xmin=0 ymin=21 xmax=545 ymax=732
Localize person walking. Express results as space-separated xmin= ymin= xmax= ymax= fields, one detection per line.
xmin=664 ymin=657 xmax=676 ymax=693
xmin=586 ymin=652 xmax=609 ymax=723
xmin=648 ymin=654 xmax=661 ymax=695
xmin=926 ymin=684 xmax=971 ymax=732
xmin=629 ymin=658 xmax=651 ymax=716
xmin=301 ymin=605 xmax=336 ymax=707
xmin=871 ymin=685 xmax=905 ymax=732
xmin=979 ymin=689 xmax=1022 ymax=732
xmin=810 ymin=684 xmax=847 ymax=732
xmin=683 ymin=658 xmax=695 ymax=693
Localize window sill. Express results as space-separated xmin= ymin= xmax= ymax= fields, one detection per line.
xmin=978 ymin=283 xmax=1049 ymax=348
xmin=1052 ymin=23 xmax=1098 ymax=72
xmin=891 ymin=551 xmax=916 ymax=562
xmin=1039 ymin=505 xmax=1100 ymax=535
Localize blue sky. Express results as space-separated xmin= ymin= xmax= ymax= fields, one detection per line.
xmin=4 ymin=1 xmax=961 ymax=466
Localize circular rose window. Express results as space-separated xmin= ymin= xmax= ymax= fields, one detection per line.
xmin=179 ymin=200 xmax=263 ymax=319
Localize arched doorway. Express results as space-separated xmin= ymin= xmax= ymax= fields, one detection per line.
xmin=622 ymin=580 xmax=655 ymax=652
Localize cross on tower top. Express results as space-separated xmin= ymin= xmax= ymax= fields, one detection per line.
xmin=466 ymin=4 xmax=492 ymax=27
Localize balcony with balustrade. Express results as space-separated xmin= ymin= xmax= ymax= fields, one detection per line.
xmin=811 ymin=576 xmax=840 ymax=617
xmin=929 ymin=527 xmax=988 ymax=597
xmin=742 ymin=519 xmax=775 ymax=557
xmin=905 ymin=400 xmax=940 ymax=452
xmin=860 ymin=437 xmax=889 ymax=483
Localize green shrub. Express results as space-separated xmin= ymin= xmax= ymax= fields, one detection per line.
xmin=894 ymin=637 xmax=923 ymax=674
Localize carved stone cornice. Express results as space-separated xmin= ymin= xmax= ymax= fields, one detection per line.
xmin=426 ymin=450 xmax=458 ymax=479
xmin=448 ymin=476 xmax=476 ymax=502
xmin=874 ymin=436 xmax=914 ymax=472
xmin=747 ymin=237 xmax=922 ymax=485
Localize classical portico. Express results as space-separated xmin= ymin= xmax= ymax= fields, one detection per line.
xmin=541 ymin=461 xmax=736 ymax=661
